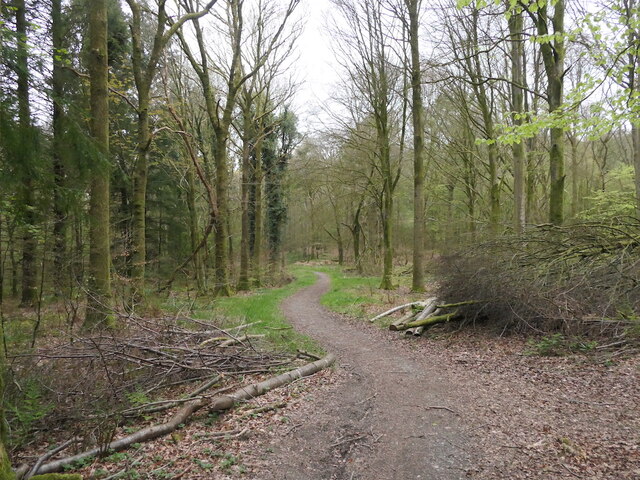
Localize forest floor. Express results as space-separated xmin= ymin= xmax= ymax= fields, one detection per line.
xmin=232 ymin=271 xmax=639 ymax=480
xmin=51 ymin=270 xmax=638 ymax=480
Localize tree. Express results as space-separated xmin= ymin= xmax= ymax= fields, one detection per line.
xmin=524 ymin=0 xmax=566 ymax=225
xmin=177 ymin=0 xmax=300 ymax=295
xmin=509 ymin=7 xmax=526 ymax=232
xmin=84 ymin=0 xmax=112 ymax=328
xmin=124 ymin=0 xmax=217 ymax=301
xmin=14 ymin=0 xmax=37 ymax=306
xmin=404 ymin=0 xmax=426 ymax=291
xmin=332 ymin=0 xmax=404 ymax=289
xmin=265 ymin=108 xmax=297 ymax=277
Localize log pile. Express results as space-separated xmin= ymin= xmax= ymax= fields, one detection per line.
xmin=369 ymin=297 xmax=472 ymax=337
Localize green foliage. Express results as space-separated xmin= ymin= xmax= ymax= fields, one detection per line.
xmin=125 ymin=390 xmax=150 ymax=409
xmin=105 ymin=451 xmax=129 ymax=463
xmin=526 ymin=334 xmax=599 ymax=356
xmin=209 ymin=265 xmax=320 ymax=353
xmin=219 ymin=453 xmax=238 ymax=471
xmin=7 ymin=380 xmax=54 ymax=447
xmin=526 ymin=334 xmax=566 ymax=356
xmin=62 ymin=456 xmax=94 ymax=471
xmin=194 ymin=459 xmax=214 ymax=471
xmin=578 ymin=165 xmax=636 ymax=221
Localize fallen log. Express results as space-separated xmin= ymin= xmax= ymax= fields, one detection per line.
xmin=391 ymin=311 xmax=417 ymax=330
xmin=413 ymin=326 xmax=425 ymax=337
xmin=395 ymin=311 xmax=459 ymax=331
xmin=369 ymin=300 xmax=430 ymax=323
xmin=390 ymin=308 xmax=441 ymax=331
xmin=29 ymin=354 xmax=336 ymax=476
xmin=413 ymin=299 xmax=439 ymax=322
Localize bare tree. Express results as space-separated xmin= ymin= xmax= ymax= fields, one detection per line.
xmin=176 ymin=0 xmax=300 ymax=295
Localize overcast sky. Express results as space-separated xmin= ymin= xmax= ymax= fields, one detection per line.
xmin=292 ymin=0 xmax=339 ymax=133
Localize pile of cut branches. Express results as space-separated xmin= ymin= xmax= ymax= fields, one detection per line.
xmin=5 ymin=315 xmax=296 ymax=460
xmin=436 ymin=219 xmax=640 ymax=340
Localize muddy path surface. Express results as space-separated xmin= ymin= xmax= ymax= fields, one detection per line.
xmin=261 ymin=272 xmax=474 ymax=480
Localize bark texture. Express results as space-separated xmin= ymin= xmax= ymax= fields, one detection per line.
xmin=406 ymin=0 xmax=425 ymax=292
xmin=84 ymin=0 xmax=112 ymax=328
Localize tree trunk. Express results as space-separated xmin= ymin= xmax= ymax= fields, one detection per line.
xmin=15 ymin=0 xmax=37 ymax=306
xmin=52 ymin=0 xmax=68 ymax=292
xmin=238 ymin=101 xmax=253 ymax=291
xmin=633 ymin=124 xmax=640 ymax=218
xmin=536 ymin=1 xmax=565 ymax=225
xmin=509 ymin=10 xmax=526 ymax=233
xmin=380 ymin=187 xmax=394 ymax=290
xmin=213 ymin=131 xmax=232 ymax=296
xmin=84 ymin=0 xmax=112 ymax=329
xmin=407 ymin=0 xmax=425 ymax=292
xmin=252 ymin=135 xmax=264 ymax=288
xmin=0 ymin=352 xmax=14 ymax=480
xmin=570 ymin=135 xmax=579 ymax=217
xmin=130 ymin=97 xmax=149 ymax=300
xmin=186 ymin=166 xmax=203 ymax=291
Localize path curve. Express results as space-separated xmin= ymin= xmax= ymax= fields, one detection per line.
xmin=263 ymin=272 xmax=472 ymax=480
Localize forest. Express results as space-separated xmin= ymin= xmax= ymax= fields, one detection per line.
xmin=0 ymin=0 xmax=639 ymax=479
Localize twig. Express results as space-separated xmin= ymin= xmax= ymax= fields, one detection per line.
xmin=296 ymin=350 xmax=321 ymax=361
xmin=356 ymin=393 xmax=377 ymax=405
xmin=424 ymin=405 xmax=458 ymax=414
xmin=330 ymin=434 xmax=367 ymax=448
xmin=561 ymin=463 xmax=582 ymax=478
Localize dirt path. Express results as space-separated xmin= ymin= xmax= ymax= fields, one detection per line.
xmin=262 ymin=272 xmax=473 ymax=480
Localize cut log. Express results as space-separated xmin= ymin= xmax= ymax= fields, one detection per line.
xmin=30 ymin=354 xmax=336 ymax=476
xmin=369 ymin=300 xmax=430 ymax=322
xmin=413 ymin=298 xmax=439 ymax=322
xmin=404 ymin=328 xmax=416 ymax=336
xmin=391 ymin=311 xmax=417 ymax=330
xmin=395 ymin=311 xmax=459 ymax=331
xmin=390 ymin=307 xmax=441 ymax=332
xmin=413 ymin=326 xmax=425 ymax=337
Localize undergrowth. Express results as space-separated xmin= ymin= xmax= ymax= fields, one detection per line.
xmin=436 ymin=219 xmax=640 ymax=340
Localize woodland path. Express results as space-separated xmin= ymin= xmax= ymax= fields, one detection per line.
xmin=261 ymin=272 xmax=473 ymax=480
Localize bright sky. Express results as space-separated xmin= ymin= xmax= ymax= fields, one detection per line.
xmin=292 ymin=0 xmax=339 ymax=133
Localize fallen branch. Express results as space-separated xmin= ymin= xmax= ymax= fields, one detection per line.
xmin=391 ymin=311 xmax=417 ymax=329
xmin=369 ymin=300 xmax=431 ymax=323
xmin=413 ymin=299 xmax=439 ymax=322
xmin=219 ymin=334 xmax=265 ymax=347
xmin=435 ymin=300 xmax=483 ymax=309
xmin=390 ymin=311 xmax=459 ymax=331
xmin=30 ymin=354 xmax=336 ymax=475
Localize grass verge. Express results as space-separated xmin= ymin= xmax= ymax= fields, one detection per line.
xmin=201 ymin=265 xmax=321 ymax=354
xmin=312 ymin=265 xmax=428 ymax=320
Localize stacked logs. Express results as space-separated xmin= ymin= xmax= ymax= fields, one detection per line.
xmin=370 ymin=297 xmax=475 ymax=336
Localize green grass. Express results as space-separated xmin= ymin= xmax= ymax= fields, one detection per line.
xmin=311 ymin=265 xmax=427 ymax=320
xmin=311 ymin=266 xmax=382 ymax=317
xmin=202 ymin=265 xmax=321 ymax=353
